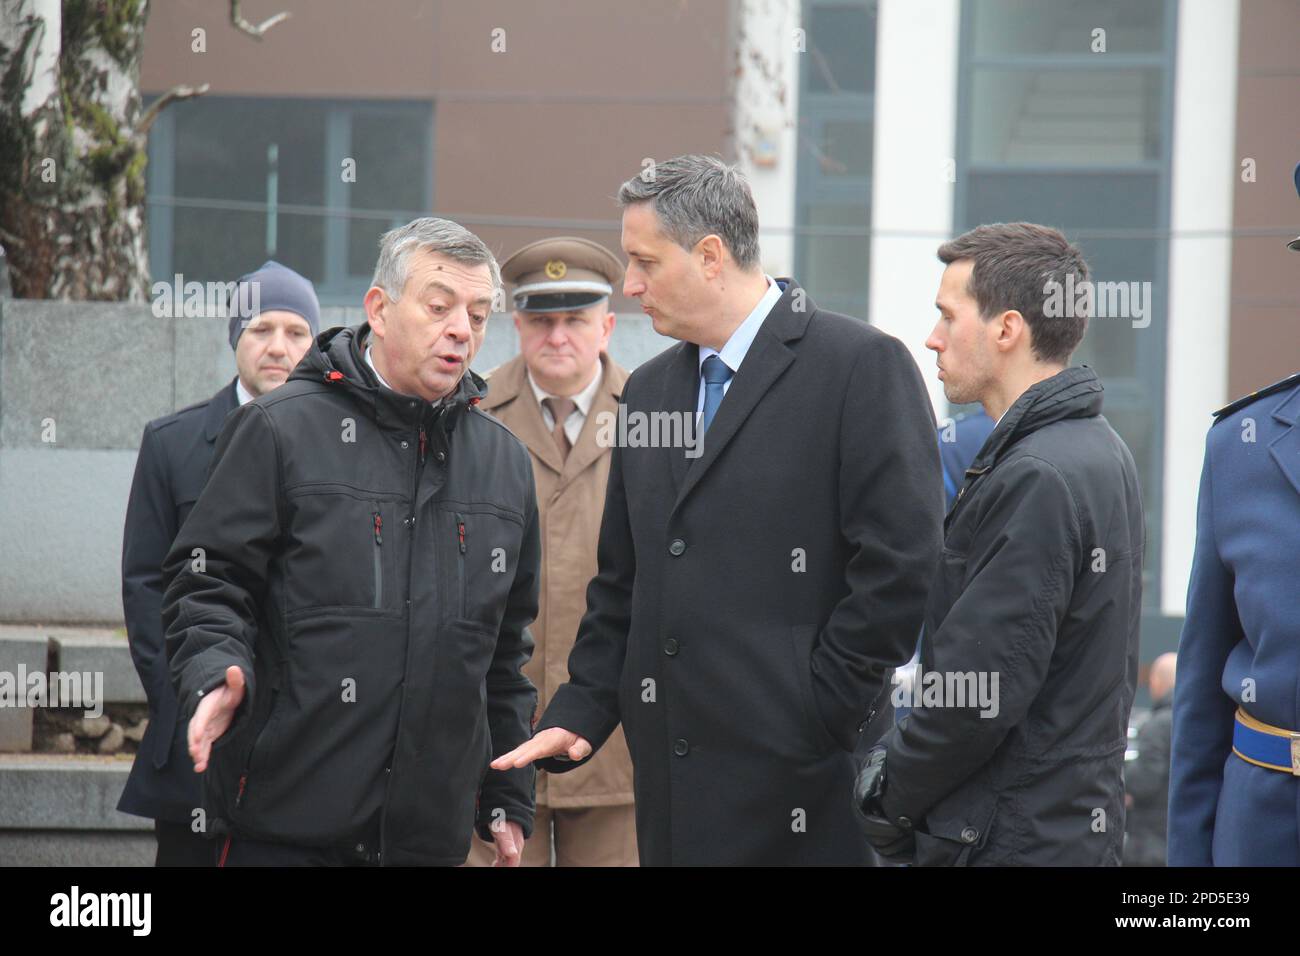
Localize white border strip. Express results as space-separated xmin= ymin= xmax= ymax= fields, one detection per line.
xmin=1161 ymin=0 xmax=1240 ymax=615
xmin=868 ymin=0 xmax=961 ymax=417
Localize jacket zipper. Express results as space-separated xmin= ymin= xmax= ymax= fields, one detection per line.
xmin=372 ymin=510 xmax=384 ymax=609
xmin=380 ymin=419 xmax=432 ymax=866
xmin=455 ymin=512 xmax=467 ymax=618
xmin=234 ymin=684 xmax=279 ymax=811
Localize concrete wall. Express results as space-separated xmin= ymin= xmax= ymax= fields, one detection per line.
xmin=0 ymin=299 xmax=673 ymax=624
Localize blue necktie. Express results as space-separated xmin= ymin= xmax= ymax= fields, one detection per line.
xmin=700 ymin=355 xmax=733 ymax=436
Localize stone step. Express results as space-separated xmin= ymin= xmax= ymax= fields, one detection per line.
xmin=0 ymin=629 xmax=51 ymax=752
xmin=0 ymin=754 xmax=148 ymax=830
xmin=0 ymin=625 xmax=146 ymax=717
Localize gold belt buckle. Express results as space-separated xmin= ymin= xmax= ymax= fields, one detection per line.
xmin=1291 ymin=736 xmax=1300 ymax=776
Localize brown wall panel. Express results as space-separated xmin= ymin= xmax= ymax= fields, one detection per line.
xmin=142 ymin=0 xmax=441 ymax=97
xmin=1229 ymin=0 xmax=1300 ymax=396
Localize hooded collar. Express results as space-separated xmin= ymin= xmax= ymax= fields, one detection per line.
xmin=291 ymin=323 xmax=487 ymax=431
xmin=966 ymin=366 xmax=1104 ymax=476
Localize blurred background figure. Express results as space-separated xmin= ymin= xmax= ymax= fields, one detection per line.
xmin=1124 ymin=652 xmax=1176 ymax=866
xmin=939 ymin=410 xmax=996 ymax=508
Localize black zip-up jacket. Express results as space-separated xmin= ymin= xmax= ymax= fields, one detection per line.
xmin=878 ymin=366 xmax=1144 ymax=865
xmin=162 ymin=324 xmax=540 ymax=866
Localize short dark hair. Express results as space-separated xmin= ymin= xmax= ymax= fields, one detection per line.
xmin=937 ymin=222 xmax=1089 ymax=364
xmin=617 ymin=154 xmax=761 ymax=271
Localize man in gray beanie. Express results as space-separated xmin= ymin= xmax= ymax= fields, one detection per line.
xmin=118 ymin=261 xmax=319 ymax=864
xmin=227 ymin=260 xmax=321 ymax=400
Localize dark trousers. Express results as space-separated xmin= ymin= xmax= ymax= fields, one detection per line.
xmin=216 ymin=836 xmax=380 ymax=867
xmin=155 ymin=819 xmax=215 ymax=867
xmin=215 ymin=812 xmax=383 ymax=867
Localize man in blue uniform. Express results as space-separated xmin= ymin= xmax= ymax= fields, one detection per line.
xmin=1167 ymin=164 xmax=1300 ymax=866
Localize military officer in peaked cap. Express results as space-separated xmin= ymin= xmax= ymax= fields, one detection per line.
xmin=467 ymin=237 xmax=638 ymax=866
xmin=1167 ymin=163 xmax=1300 ymax=865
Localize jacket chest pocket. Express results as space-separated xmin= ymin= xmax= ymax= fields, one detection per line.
xmin=283 ymin=488 xmax=404 ymax=617
xmin=436 ymin=504 xmax=525 ymax=628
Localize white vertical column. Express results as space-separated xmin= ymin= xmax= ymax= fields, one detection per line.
xmin=1161 ymin=0 xmax=1240 ymax=616
xmin=733 ymin=0 xmax=803 ymax=276
xmin=868 ymin=0 xmax=961 ymax=417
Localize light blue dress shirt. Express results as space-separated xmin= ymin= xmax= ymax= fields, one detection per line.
xmin=695 ymin=275 xmax=784 ymax=415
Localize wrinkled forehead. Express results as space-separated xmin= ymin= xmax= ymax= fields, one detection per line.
xmin=405 ymin=251 xmax=495 ymax=306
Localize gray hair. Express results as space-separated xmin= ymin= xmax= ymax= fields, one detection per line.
xmin=617 ymin=154 xmax=761 ymax=271
xmin=371 ymin=217 xmax=501 ymax=301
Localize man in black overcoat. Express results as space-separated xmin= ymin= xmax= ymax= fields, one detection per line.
xmin=117 ymin=261 xmax=319 ymax=864
xmin=495 ymin=155 xmax=944 ymax=865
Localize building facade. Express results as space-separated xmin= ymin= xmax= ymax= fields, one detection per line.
xmin=137 ymin=0 xmax=1298 ymax=668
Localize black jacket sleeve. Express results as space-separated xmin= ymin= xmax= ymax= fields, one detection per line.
xmin=811 ymin=335 xmax=945 ymax=750
xmin=476 ymin=478 xmax=541 ymax=841
xmin=162 ymin=403 xmax=283 ymax=729
xmin=881 ymin=456 xmax=1082 ymax=822
xmin=122 ymin=424 xmax=180 ymax=710
xmin=532 ymin=422 xmax=635 ymax=774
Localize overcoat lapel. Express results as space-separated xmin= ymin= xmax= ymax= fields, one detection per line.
xmin=559 ymin=353 xmax=626 ymax=490
xmin=479 ymin=357 xmax=566 ymax=476
xmin=671 ymin=283 xmax=808 ymax=511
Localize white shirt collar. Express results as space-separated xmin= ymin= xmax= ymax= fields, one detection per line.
xmin=699 ymin=275 xmax=783 ymax=375
xmin=235 ymin=378 xmax=255 ymax=406
xmin=364 ymin=345 xmax=393 ymax=391
xmin=527 ymin=362 xmax=603 ymax=420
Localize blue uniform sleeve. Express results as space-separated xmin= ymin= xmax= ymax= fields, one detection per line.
xmin=1167 ymin=435 xmax=1243 ymax=866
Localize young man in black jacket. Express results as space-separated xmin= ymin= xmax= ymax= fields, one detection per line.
xmin=162 ymin=218 xmax=540 ymax=867
xmin=856 ymin=222 xmax=1144 ymax=866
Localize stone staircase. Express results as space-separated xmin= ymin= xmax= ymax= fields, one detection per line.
xmin=0 ymin=626 xmax=154 ymax=866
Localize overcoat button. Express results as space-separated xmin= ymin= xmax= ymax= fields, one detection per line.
xmin=664 ymin=639 xmax=679 ymax=656
xmin=436 ymin=451 xmax=446 ymax=463
xmin=400 ymin=440 xmax=409 ymax=449
xmin=669 ymin=538 xmax=686 ymax=556
xmin=674 ymin=739 xmax=689 ymax=756
xmin=960 ymin=827 xmax=979 ymax=844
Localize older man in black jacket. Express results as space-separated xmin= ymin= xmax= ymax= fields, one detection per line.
xmin=855 ymin=222 xmax=1144 ymax=866
xmin=162 ymin=218 xmax=540 ymax=867
xmin=495 ymin=155 xmax=943 ymax=865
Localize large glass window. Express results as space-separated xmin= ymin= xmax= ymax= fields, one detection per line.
xmin=794 ymin=0 xmax=878 ymax=319
xmin=955 ymin=0 xmax=1176 ymax=604
xmin=146 ymin=97 xmax=432 ymax=304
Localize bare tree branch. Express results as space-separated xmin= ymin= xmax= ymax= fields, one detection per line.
xmin=135 ymin=82 xmax=211 ymax=136
xmin=229 ymin=0 xmax=291 ymax=39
